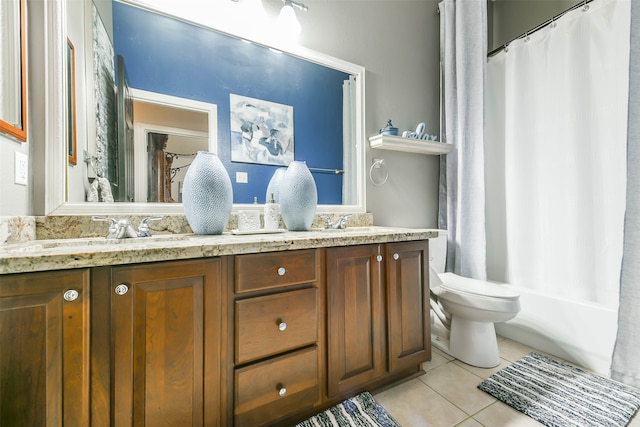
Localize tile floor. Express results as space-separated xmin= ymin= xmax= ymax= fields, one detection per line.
xmin=374 ymin=336 xmax=640 ymax=427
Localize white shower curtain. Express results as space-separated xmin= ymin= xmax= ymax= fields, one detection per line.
xmin=611 ymin=0 xmax=640 ymax=388
xmin=438 ymin=0 xmax=488 ymax=280
xmin=343 ymin=76 xmax=357 ymax=205
xmin=485 ymin=0 xmax=630 ymax=307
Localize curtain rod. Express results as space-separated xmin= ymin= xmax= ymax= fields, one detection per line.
xmin=487 ymin=0 xmax=594 ymax=58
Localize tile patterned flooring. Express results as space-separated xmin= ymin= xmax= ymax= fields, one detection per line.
xmin=373 ymin=337 xmax=640 ymax=427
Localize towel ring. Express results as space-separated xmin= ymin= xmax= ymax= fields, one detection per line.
xmin=369 ymin=158 xmax=389 ymax=187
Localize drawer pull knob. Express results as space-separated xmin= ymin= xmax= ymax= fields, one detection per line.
xmin=115 ymin=284 xmax=129 ymax=295
xmin=277 ymin=384 xmax=287 ymax=397
xmin=277 ymin=267 xmax=286 ymax=276
xmin=277 ymin=320 xmax=287 ymax=331
xmin=393 ymin=253 xmax=399 ymax=260
xmin=63 ymin=289 xmax=79 ymax=301
xmin=376 ymin=255 xmax=383 ymax=262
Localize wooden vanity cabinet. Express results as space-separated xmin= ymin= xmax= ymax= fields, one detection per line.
xmin=326 ymin=244 xmax=386 ymax=397
xmin=0 ymin=269 xmax=90 ymax=427
xmin=109 ymin=258 xmax=228 ymax=427
xmin=385 ymin=241 xmax=431 ymax=373
xmin=0 ymin=237 xmax=430 ymax=426
xmin=232 ymin=249 xmax=323 ymax=426
xmin=326 ymin=241 xmax=431 ymax=399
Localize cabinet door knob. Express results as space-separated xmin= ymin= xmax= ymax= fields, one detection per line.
xmin=277 ymin=384 xmax=287 ymax=397
xmin=376 ymin=255 xmax=383 ymax=262
xmin=115 ymin=284 xmax=129 ymax=295
xmin=277 ymin=320 xmax=287 ymax=331
xmin=63 ymin=289 xmax=79 ymax=301
xmin=277 ymin=267 xmax=286 ymax=276
xmin=393 ymin=253 xmax=399 ymax=260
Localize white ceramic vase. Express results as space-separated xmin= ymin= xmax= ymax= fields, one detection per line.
xmin=182 ymin=151 xmax=233 ymax=235
xmin=265 ymin=167 xmax=286 ymax=203
xmin=279 ymin=161 xmax=317 ymax=231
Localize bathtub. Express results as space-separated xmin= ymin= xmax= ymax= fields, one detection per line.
xmin=494 ymin=284 xmax=619 ymax=375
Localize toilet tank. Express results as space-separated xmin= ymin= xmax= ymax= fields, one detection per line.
xmin=428 ymin=230 xmax=448 ymax=274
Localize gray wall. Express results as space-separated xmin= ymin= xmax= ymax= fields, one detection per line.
xmin=0 ymin=130 xmax=29 ymax=216
xmin=490 ymin=0 xmax=583 ymax=51
xmin=269 ymin=0 xmax=443 ymax=228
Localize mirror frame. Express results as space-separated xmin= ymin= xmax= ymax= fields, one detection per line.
xmin=43 ymin=0 xmax=366 ymax=215
xmin=0 ymin=0 xmax=28 ymax=142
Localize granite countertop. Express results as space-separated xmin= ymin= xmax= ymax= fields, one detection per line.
xmin=0 ymin=227 xmax=438 ymax=275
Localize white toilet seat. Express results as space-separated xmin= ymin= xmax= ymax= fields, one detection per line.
xmin=438 ymin=273 xmax=520 ymax=299
xmin=434 ymin=273 xmax=520 ymax=313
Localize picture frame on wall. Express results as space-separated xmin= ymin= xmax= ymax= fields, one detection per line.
xmin=229 ymin=94 xmax=294 ymax=167
xmin=67 ymin=38 xmax=77 ymax=165
xmin=0 ymin=0 xmax=27 ymax=142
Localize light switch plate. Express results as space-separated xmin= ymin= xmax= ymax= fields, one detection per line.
xmin=236 ymin=171 xmax=248 ymax=184
xmin=14 ymin=152 xmax=28 ymax=186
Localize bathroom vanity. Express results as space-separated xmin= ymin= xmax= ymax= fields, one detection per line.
xmin=0 ymin=227 xmax=435 ymax=426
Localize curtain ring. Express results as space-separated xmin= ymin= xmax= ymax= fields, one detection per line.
xmin=550 ymin=17 xmax=557 ymax=29
xmin=503 ymin=43 xmax=509 ymax=53
xmin=583 ymin=0 xmax=589 ymax=12
xmin=523 ymin=32 xmax=530 ymax=42
xmin=369 ymin=158 xmax=389 ymax=187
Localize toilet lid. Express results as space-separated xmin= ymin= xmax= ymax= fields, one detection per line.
xmin=438 ymin=273 xmax=520 ymax=300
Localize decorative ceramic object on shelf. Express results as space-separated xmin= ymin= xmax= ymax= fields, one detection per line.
xmin=379 ymin=119 xmax=398 ymax=136
xmin=182 ymin=151 xmax=233 ymax=235
xmin=266 ymin=167 xmax=286 ymax=203
xmin=279 ymin=161 xmax=317 ymax=231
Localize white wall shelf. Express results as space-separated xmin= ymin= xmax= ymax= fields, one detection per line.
xmin=368 ymin=134 xmax=452 ymax=155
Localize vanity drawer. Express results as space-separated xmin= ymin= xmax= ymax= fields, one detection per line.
xmin=235 ymin=249 xmax=318 ymax=293
xmin=236 ymin=288 xmax=318 ymax=364
xmin=235 ymin=346 xmax=319 ymax=426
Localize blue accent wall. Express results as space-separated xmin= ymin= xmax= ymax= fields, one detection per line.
xmin=113 ymin=2 xmax=348 ymax=204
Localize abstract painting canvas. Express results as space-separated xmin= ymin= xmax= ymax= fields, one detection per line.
xmin=230 ymin=94 xmax=294 ymax=167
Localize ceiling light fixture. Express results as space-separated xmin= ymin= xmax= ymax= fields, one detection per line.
xmin=278 ymin=0 xmax=308 ymax=36
xmin=284 ymin=0 xmax=308 ymax=12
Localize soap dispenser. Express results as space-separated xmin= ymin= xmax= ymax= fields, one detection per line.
xmin=263 ymin=192 xmax=280 ymax=230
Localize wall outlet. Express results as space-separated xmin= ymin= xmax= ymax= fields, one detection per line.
xmin=236 ymin=171 xmax=248 ymax=184
xmin=14 ymin=152 xmax=28 ymax=186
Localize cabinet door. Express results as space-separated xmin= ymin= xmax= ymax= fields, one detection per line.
xmin=326 ymin=245 xmax=385 ymax=397
xmin=111 ymin=258 xmax=226 ymax=427
xmin=386 ymin=241 xmax=431 ymax=373
xmin=0 ymin=269 xmax=90 ymax=427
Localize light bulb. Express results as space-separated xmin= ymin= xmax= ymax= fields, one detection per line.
xmin=278 ymin=3 xmax=301 ymax=36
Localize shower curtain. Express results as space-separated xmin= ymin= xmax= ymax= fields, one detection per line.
xmin=484 ymin=0 xmax=630 ymax=308
xmin=611 ymin=0 xmax=640 ymax=388
xmin=438 ymin=0 xmax=487 ymax=279
xmin=343 ymin=76 xmax=357 ymax=206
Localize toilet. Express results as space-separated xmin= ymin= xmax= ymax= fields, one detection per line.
xmin=429 ymin=230 xmax=520 ymax=368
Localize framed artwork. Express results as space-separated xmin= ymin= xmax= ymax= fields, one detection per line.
xmin=0 ymin=0 xmax=27 ymax=142
xmin=230 ymin=94 xmax=294 ymax=166
xmin=67 ymin=38 xmax=77 ymax=165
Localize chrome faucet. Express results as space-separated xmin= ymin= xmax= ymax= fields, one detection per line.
xmin=137 ymin=216 xmax=164 ymax=237
xmin=321 ymin=214 xmax=352 ymax=230
xmin=92 ymin=216 xmax=163 ymax=239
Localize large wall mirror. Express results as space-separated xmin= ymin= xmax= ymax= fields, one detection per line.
xmin=51 ymin=0 xmax=365 ymax=215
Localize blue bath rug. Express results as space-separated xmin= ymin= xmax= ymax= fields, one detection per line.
xmin=294 ymin=391 xmax=401 ymax=427
xmin=478 ymin=352 xmax=640 ymax=427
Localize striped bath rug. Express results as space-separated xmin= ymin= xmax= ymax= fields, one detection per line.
xmin=294 ymin=391 xmax=400 ymax=427
xmin=478 ymin=352 xmax=640 ymax=427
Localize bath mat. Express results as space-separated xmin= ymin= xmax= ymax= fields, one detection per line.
xmin=294 ymin=391 xmax=401 ymax=427
xmin=478 ymin=352 xmax=640 ymax=427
